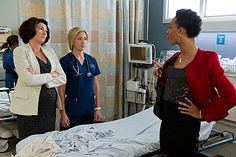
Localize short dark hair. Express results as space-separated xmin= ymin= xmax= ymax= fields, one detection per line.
xmin=175 ymin=9 xmax=202 ymax=38
xmin=19 ymin=17 xmax=50 ymax=45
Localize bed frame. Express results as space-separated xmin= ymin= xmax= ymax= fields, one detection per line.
xmin=199 ymin=129 xmax=236 ymax=152
xmin=141 ymin=129 xmax=236 ymax=157
xmin=0 ymin=85 xmax=15 ymax=153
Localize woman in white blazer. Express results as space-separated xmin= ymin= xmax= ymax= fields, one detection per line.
xmin=10 ymin=17 xmax=66 ymax=140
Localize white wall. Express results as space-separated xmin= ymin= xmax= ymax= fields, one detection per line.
xmin=0 ymin=0 xmax=18 ymax=72
xmin=0 ymin=0 xmax=19 ymax=34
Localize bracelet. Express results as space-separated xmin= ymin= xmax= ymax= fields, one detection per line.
xmin=95 ymin=107 xmax=101 ymax=110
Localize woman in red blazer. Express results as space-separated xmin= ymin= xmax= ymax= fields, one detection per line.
xmin=153 ymin=9 xmax=236 ymax=157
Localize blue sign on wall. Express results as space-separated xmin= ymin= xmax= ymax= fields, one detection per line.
xmin=216 ymin=34 xmax=225 ymax=45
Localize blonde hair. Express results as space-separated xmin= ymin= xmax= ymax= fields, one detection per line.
xmin=67 ymin=27 xmax=88 ymax=50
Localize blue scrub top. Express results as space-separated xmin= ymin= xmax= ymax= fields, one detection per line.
xmin=2 ymin=48 xmax=18 ymax=88
xmin=60 ymin=52 xmax=101 ymax=117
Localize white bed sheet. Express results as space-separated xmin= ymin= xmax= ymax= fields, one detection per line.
xmin=15 ymin=107 xmax=215 ymax=157
xmin=0 ymin=90 xmax=13 ymax=117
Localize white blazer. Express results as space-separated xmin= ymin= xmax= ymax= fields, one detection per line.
xmin=10 ymin=44 xmax=66 ymax=115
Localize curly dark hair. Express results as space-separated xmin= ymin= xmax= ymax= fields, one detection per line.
xmin=175 ymin=9 xmax=202 ymax=38
xmin=19 ymin=17 xmax=50 ymax=45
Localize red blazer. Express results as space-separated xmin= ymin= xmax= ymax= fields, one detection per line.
xmin=160 ymin=48 xmax=236 ymax=122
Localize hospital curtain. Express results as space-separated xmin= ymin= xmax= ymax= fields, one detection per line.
xmin=17 ymin=0 xmax=145 ymax=120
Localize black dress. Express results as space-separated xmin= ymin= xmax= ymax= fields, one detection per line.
xmin=160 ymin=64 xmax=200 ymax=157
xmin=17 ymin=57 xmax=57 ymax=140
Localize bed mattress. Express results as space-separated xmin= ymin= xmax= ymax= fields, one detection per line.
xmin=14 ymin=107 xmax=215 ymax=157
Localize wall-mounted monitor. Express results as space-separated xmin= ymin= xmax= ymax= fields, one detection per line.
xmin=128 ymin=44 xmax=153 ymax=65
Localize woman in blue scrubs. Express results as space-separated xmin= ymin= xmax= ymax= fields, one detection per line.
xmin=59 ymin=27 xmax=102 ymax=130
xmin=1 ymin=35 xmax=19 ymax=88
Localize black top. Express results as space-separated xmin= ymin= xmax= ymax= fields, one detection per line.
xmin=163 ymin=63 xmax=193 ymax=104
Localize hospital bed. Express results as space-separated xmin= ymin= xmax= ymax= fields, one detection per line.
xmin=0 ymin=87 xmax=16 ymax=152
xmin=14 ymin=106 xmax=220 ymax=157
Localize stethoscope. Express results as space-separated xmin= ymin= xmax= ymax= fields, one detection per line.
xmin=72 ymin=55 xmax=91 ymax=77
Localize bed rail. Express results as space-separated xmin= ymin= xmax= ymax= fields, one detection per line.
xmin=199 ymin=129 xmax=236 ymax=152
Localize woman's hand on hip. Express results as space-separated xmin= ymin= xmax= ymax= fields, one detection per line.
xmin=178 ymin=97 xmax=201 ymax=119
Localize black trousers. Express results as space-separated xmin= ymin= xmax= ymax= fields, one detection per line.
xmin=160 ymin=100 xmax=200 ymax=157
